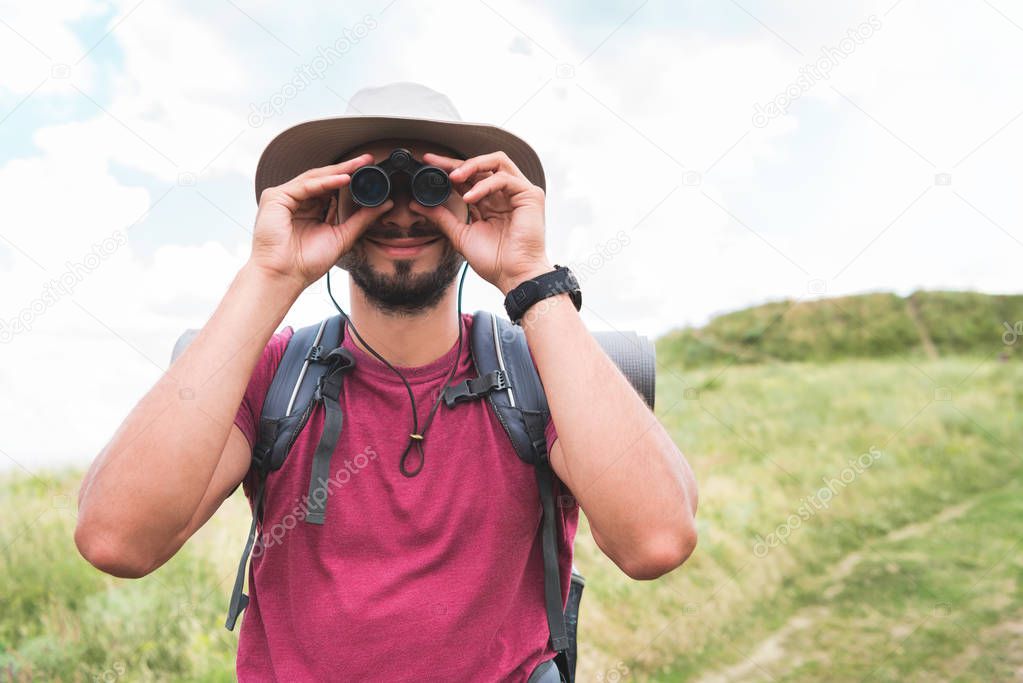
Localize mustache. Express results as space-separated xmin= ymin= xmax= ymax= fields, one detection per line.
xmin=361 ymin=223 xmax=445 ymax=241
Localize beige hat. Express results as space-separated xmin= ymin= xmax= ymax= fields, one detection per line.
xmin=253 ymin=82 xmax=546 ymax=203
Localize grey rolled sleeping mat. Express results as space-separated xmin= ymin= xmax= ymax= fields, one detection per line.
xmin=171 ymin=328 xmax=199 ymax=365
xmin=170 ymin=317 xmax=657 ymax=410
xmin=589 ymin=330 xmax=656 ymax=410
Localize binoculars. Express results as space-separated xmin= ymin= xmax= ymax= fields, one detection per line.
xmin=350 ymin=148 xmax=451 ymax=208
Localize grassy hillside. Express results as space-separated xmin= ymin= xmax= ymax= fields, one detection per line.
xmin=578 ymin=355 xmax=1022 ymax=681
xmin=657 ymin=291 xmax=1023 ymax=369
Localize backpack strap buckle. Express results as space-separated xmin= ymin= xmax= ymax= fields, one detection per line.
xmin=313 ymin=348 xmax=357 ymax=402
xmin=442 ymin=369 xmax=508 ymax=408
xmin=305 ymin=344 xmax=324 ymax=363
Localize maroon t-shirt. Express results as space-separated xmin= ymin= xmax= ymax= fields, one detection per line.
xmin=231 ymin=312 xmax=578 ymax=681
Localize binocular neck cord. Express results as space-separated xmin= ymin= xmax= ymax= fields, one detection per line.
xmin=326 ymin=260 xmax=470 ymax=478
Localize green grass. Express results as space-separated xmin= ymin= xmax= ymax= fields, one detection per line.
xmin=0 ymin=473 xmax=244 ymax=681
xmin=2 ymin=353 xmax=1020 ymax=681
xmin=572 ymin=355 xmax=1022 ymax=682
xmin=657 ymin=290 xmax=1023 ymax=369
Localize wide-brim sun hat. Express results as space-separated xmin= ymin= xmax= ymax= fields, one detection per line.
xmin=253 ymin=81 xmax=546 ymax=203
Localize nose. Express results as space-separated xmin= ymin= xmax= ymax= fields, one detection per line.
xmin=379 ymin=180 xmax=428 ymax=235
xmin=379 ymin=201 xmax=427 ymax=235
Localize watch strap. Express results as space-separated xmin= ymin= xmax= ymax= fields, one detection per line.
xmin=503 ymin=264 xmax=582 ymax=324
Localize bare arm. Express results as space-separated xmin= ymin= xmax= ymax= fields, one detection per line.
xmin=74 ymin=264 xmax=303 ymax=576
xmin=521 ymin=290 xmax=699 ymax=580
xmin=75 ymin=154 xmax=393 ymax=577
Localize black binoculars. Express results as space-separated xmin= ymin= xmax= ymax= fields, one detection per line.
xmin=350 ymin=148 xmax=451 ymax=208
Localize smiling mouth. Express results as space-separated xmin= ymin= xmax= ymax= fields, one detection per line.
xmin=364 ymin=236 xmax=444 ymax=256
xmin=365 ymin=236 xmax=443 ymax=248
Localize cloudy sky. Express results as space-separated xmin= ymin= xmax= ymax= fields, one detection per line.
xmin=1 ymin=0 xmax=1020 ymax=470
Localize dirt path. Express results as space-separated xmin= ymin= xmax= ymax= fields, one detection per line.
xmin=694 ymin=609 xmax=824 ymax=683
xmin=943 ymin=615 xmax=1023 ymax=681
xmin=694 ymin=496 xmax=980 ymax=683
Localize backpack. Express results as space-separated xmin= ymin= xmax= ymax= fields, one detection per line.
xmin=174 ymin=310 xmax=655 ymax=683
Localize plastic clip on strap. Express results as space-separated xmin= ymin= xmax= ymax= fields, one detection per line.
xmin=441 ymin=369 xmax=508 ymax=408
xmin=305 ymin=343 xmax=325 ymax=363
xmin=306 ymin=347 xmax=356 ymax=525
xmin=305 ymin=348 xmax=356 ymax=524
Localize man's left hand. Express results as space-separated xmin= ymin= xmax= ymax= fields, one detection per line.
xmin=411 ymin=151 xmax=554 ymax=295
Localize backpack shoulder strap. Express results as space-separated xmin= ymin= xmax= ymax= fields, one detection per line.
xmin=253 ymin=314 xmax=346 ymax=473
xmin=446 ymin=310 xmax=551 ymax=464
xmin=225 ymin=314 xmax=347 ymax=631
xmin=452 ymin=310 xmax=571 ymax=658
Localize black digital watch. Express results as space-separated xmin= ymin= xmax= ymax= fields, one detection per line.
xmin=503 ymin=264 xmax=582 ymax=325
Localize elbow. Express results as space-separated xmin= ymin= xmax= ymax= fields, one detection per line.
xmin=612 ymin=448 xmax=700 ymax=580
xmin=74 ymin=521 xmax=157 ymax=579
xmin=618 ymin=523 xmax=698 ymax=581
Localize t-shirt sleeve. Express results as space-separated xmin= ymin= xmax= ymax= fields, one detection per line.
xmin=544 ymin=413 xmax=558 ymax=456
xmin=233 ymin=326 xmax=295 ymax=448
xmin=523 ymin=343 xmax=560 ymax=457
xmin=234 ymin=326 xmax=294 ymax=498
xmin=546 ymin=414 xmax=575 ymax=505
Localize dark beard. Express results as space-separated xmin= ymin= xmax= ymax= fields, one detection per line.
xmin=336 ymin=237 xmax=465 ymax=316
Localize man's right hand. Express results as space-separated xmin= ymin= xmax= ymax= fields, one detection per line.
xmin=249 ymin=153 xmax=394 ymax=290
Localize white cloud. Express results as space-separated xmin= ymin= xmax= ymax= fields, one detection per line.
xmin=0 ymin=0 xmax=105 ymax=96
xmin=1 ymin=0 xmax=1021 ymax=470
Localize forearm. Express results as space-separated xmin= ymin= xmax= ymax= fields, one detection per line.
xmin=76 ymin=263 xmax=302 ymax=562
xmin=520 ymin=290 xmax=698 ymax=578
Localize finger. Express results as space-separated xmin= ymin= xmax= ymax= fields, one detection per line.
xmin=296 ymin=153 xmax=375 ymax=181
xmin=421 ymin=152 xmax=465 ymax=172
xmin=274 ymin=173 xmax=351 ymax=210
xmin=409 ymin=202 xmax=469 ymax=250
xmin=462 ymin=171 xmax=532 ymax=204
xmin=295 ymin=190 xmax=333 ymax=219
xmin=420 ymin=153 xmax=496 ymax=194
xmin=337 ymin=199 xmax=394 ymax=242
xmin=323 ymin=193 xmax=338 ymax=225
xmin=450 ymin=169 xmax=494 ymax=196
xmin=448 ymin=151 xmax=523 ymax=184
